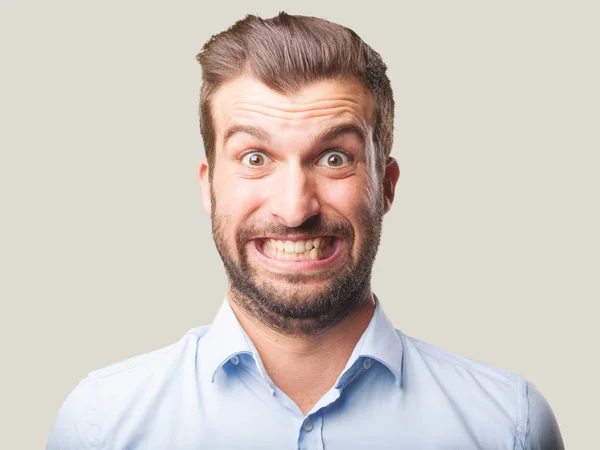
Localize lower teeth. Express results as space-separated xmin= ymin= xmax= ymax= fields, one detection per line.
xmin=268 ymin=248 xmax=320 ymax=260
xmin=264 ymin=239 xmax=331 ymax=260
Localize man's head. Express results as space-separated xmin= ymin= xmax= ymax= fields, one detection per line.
xmin=197 ymin=13 xmax=399 ymax=335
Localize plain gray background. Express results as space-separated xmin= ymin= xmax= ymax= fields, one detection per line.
xmin=1 ymin=1 xmax=598 ymax=448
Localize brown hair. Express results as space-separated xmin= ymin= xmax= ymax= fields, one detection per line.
xmin=196 ymin=12 xmax=394 ymax=176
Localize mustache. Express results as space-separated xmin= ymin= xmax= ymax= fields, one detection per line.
xmin=236 ymin=215 xmax=354 ymax=243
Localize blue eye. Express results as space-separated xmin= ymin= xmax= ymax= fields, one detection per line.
xmin=317 ymin=150 xmax=351 ymax=167
xmin=241 ymin=151 xmax=271 ymax=167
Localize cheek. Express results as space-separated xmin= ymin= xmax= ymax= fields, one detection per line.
xmin=320 ymin=176 xmax=379 ymax=255
xmin=321 ymin=175 xmax=375 ymax=216
xmin=213 ymin=174 xmax=268 ymax=220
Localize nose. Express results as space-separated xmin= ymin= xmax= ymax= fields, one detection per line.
xmin=268 ymin=163 xmax=320 ymax=228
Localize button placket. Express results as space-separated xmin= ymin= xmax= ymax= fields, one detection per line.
xmin=302 ymin=417 xmax=314 ymax=432
xmin=298 ymin=414 xmax=323 ymax=450
xmin=298 ymin=413 xmax=324 ymax=450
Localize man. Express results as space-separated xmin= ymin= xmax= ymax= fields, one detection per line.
xmin=48 ymin=12 xmax=563 ymax=449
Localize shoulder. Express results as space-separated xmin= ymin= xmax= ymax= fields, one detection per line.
xmin=402 ymin=331 xmax=520 ymax=386
xmin=398 ymin=332 xmax=563 ymax=449
xmin=88 ymin=325 xmax=209 ymax=380
xmin=46 ymin=326 xmax=210 ymax=449
xmin=523 ymin=381 xmax=564 ymax=450
xmin=46 ymin=376 xmax=100 ymax=449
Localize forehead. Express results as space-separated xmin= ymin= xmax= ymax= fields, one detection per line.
xmin=210 ymin=76 xmax=375 ymax=140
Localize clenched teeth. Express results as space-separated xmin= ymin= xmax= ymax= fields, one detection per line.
xmin=262 ymin=237 xmax=328 ymax=260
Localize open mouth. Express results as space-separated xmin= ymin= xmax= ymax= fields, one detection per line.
xmin=253 ymin=236 xmax=340 ymax=263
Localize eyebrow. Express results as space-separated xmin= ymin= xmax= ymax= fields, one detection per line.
xmin=317 ymin=124 xmax=366 ymax=144
xmin=222 ymin=122 xmax=366 ymax=147
xmin=223 ymin=125 xmax=271 ymax=145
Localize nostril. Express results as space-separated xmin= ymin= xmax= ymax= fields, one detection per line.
xmin=269 ymin=183 xmax=320 ymax=228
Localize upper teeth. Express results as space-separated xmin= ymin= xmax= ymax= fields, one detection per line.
xmin=268 ymin=237 xmax=323 ymax=253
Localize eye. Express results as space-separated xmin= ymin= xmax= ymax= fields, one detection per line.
xmin=317 ymin=150 xmax=352 ymax=167
xmin=241 ymin=151 xmax=271 ymax=167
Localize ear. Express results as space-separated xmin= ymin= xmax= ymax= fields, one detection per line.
xmin=382 ymin=157 xmax=400 ymax=214
xmin=198 ymin=158 xmax=212 ymax=215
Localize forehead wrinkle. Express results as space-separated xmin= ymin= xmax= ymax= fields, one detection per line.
xmin=229 ymin=104 xmax=366 ymax=123
xmin=213 ymin=78 xmax=376 ymax=145
xmin=226 ymin=90 xmax=372 ymax=123
xmin=229 ymin=94 xmax=366 ymax=112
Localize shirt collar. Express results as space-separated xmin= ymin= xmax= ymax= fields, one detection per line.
xmin=202 ymin=298 xmax=255 ymax=383
xmin=354 ymin=295 xmax=403 ymax=386
xmin=203 ymin=295 xmax=403 ymax=386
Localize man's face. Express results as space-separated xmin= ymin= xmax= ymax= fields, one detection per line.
xmin=200 ymin=76 xmax=399 ymax=334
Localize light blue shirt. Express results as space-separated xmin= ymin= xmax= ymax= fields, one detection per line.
xmin=48 ymin=298 xmax=563 ymax=449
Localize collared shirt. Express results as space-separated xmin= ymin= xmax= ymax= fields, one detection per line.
xmin=47 ymin=297 xmax=563 ymax=449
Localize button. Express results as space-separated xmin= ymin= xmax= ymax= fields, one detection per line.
xmin=230 ymin=355 xmax=240 ymax=365
xmin=362 ymin=358 xmax=373 ymax=370
xmin=302 ymin=418 xmax=314 ymax=432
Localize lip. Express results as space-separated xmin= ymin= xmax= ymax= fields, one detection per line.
xmin=248 ymin=237 xmax=344 ymax=273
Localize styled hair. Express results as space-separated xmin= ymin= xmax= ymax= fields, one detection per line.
xmin=196 ymin=12 xmax=394 ymax=176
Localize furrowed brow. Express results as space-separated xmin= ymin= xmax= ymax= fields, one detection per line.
xmin=223 ymin=124 xmax=271 ymax=145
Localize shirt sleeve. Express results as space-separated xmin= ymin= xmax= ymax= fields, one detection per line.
xmin=46 ymin=377 xmax=99 ymax=450
xmin=524 ymin=381 xmax=564 ymax=450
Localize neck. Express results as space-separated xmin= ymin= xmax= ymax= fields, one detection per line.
xmin=228 ymin=289 xmax=376 ymax=415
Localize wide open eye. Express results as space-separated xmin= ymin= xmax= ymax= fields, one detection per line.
xmin=241 ymin=151 xmax=272 ymax=167
xmin=317 ymin=150 xmax=352 ymax=168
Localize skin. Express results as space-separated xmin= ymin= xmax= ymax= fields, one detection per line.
xmin=199 ymin=75 xmax=400 ymax=414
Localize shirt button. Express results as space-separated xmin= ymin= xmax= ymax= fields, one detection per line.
xmin=362 ymin=358 xmax=373 ymax=370
xmin=302 ymin=418 xmax=314 ymax=432
xmin=230 ymin=355 xmax=240 ymax=365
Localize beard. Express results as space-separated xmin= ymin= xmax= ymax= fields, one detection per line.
xmin=210 ymin=191 xmax=384 ymax=336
